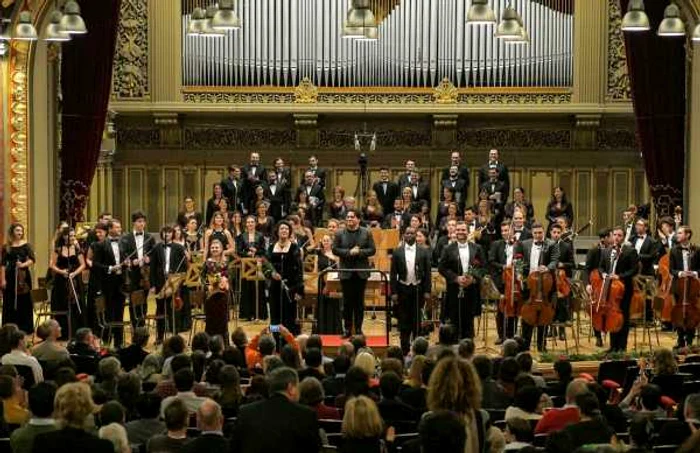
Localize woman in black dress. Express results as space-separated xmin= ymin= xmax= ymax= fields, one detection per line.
xmin=265 ymin=221 xmax=304 ymax=336
xmin=328 ymin=186 xmax=347 ymax=220
xmin=177 ymin=196 xmax=203 ymax=229
xmin=236 ymin=216 xmax=266 ymax=320
xmin=255 ymin=202 xmax=275 ymax=249
xmin=203 ymin=212 xmax=235 ymax=259
xmin=401 ymin=186 xmax=419 ymax=214
xmin=49 ymin=228 xmax=87 ymax=339
xmin=202 ymin=239 xmax=231 ymax=340
xmin=229 ymin=210 xmax=244 ymax=238
xmin=316 ymin=234 xmax=342 ymax=334
xmin=0 ymin=223 xmax=35 ymax=334
xmin=205 ymin=183 xmax=227 ymax=226
xmin=545 ymin=186 xmax=574 ymax=236
xmin=249 ymin=186 xmax=269 ymax=218
xmin=288 ymin=214 xmax=315 ymax=254
xmin=504 ymin=186 xmax=535 ymax=226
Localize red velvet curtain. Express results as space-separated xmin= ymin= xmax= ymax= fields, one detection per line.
xmin=59 ymin=0 xmax=121 ymax=223
xmin=619 ymin=0 xmax=686 ymax=217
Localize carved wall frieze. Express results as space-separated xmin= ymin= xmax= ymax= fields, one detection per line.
xmin=112 ymin=0 xmax=149 ymax=99
xmin=319 ymin=129 xmax=432 ymax=149
xmin=9 ymin=41 xmax=29 ymax=227
xmin=456 ymin=129 xmax=572 ymax=149
xmin=433 ymin=78 xmax=458 ymax=104
xmin=606 ymin=0 xmax=632 ymax=102
xmin=183 ymin=128 xmax=297 ymax=149
xmin=596 ymin=129 xmax=638 ymax=150
xmin=117 ymin=128 xmax=161 ymax=149
xmin=183 ymin=93 xmax=296 ymax=104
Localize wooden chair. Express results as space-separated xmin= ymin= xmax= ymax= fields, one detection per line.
xmin=32 ymin=287 xmax=62 ymax=342
xmin=188 ymin=289 xmax=207 ymax=345
xmin=95 ymin=296 xmax=131 ymax=347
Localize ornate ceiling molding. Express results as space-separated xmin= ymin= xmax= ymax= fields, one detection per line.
xmin=606 ymin=0 xmax=632 ymax=102
xmin=8 ymin=40 xmax=30 ymax=228
xmin=112 ymin=0 xmax=149 ymax=100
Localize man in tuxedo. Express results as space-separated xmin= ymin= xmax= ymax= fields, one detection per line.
xmin=221 ymin=165 xmax=244 ymax=213
xmin=520 ymin=223 xmax=559 ymax=352
xmin=440 ymin=150 xmax=470 ymax=190
xmin=182 ymin=399 xmax=229 ymax=452
xmin=390 ymin=227 xmax=432 ymax=354
xmin=383 ymin=198 xmax=405 ymax=231
xmin=233 ymin=367 xmax=320 ymax=453
xmin=586 ymin=228 xmax=613 ymax=348
xmin=633 ymin=219 xmax=658 ymax=276
xmin=307 ymin=155 xmax=327 ymax=189
xmin=408 ymin=171 xmax=431 ymax=210
xmin=242 ymin=152 xmax=266 ymax=209
xmin=480 ymin=167 xmax=507 ymax=217
xmin=332 ymin=209 xmax=376 ymax=337
xmin=489 ymin=221 xmax=523 ymax=344
xmin=669 ymin=226 xmax=700 ymax=348
xmin=438 ymin=221 xmax=486 ymax=340
xmin=598 ymin=226 xmax=640 ymax=352
xmin=373 ymin=167 xmax=400 ymax=215
xmin=149 ymin=225 xmax=187 ymax=343
xmin=92 ymin=219 xmax=128 ymax=347
xmin=398 ymin=159 xmax=417 ymax=189
xmin=512 ymin=210 xmax=532 ymax=242
xmin=478 ymin=148 xmax=510 ymax=198
xmin=264 ymin=171 xmax=288 ymax=222
xmin=122 ymin=211 xmax=155 ymax=330
xmin=441 ymin=165 xmax=468 ymax=210
xmin=296 ymin=170 xmax=325 ymax=226
xmin=622 ymin=206 xmax=638 ymax=244
xmin=433 ymin=219 xmax=457 ymax=266
xmin=86 ymin=223 xmax=108 ymax=332
xmin=273 ymin=157 xmax=292 ymax=210
xmin=551 ymin=223 xmax=575 ymax=341
xmin=464 ymin=206 xmax=481 ymax=235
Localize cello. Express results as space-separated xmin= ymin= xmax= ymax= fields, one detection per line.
xmin=670 ymin=245 xmax=700 ymax=331
xmin=499 ymin=253 xmax=523 ymax=319
xmin=521 ymin=245 xmax=555 ymax=327
xmin=590 ymin=264 xmax=625 ymax=334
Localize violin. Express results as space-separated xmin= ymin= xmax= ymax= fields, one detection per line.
xmin=521 ymin=269 xmax=555 ymax=327
xmin=590 ymin=269 xmax=625 ymax=333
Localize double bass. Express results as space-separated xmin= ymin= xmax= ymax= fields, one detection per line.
xmin=590 ymin=266 xmax=625 ymax=333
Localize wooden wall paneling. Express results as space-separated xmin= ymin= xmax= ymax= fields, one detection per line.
xmin=530 ymin=170 xmax=554 ymax=225
xmin=576 ymin=170 xmax=592 ymax=227
xmin=594 ymin=171 xmax=610 ymax=232
xmin=510 ymin=169 xmax=523 ymax=197
xmin=164 ymin=168 xmax=181 ymax=225
xmin=128 ymin=168 xmax=145 ymax=220
xmin=558 ymin=171 xmax=573 ymax=201
xmin=336 ymin=169 xmax=361 ymax=200
xmin=203 ymin=167 xmax=225 ymax=208
xmin=182 ymin=168 xmax=197 ymax=205
xmin=612 ymin=170 xmax=631 ymax=225
xmin=147 ymin=168 xmax=162 ymax=228
xmin=112 ymin=168 xmax=125 ymax=223
xmin=633 ymin=171 xmax=647 ymax=206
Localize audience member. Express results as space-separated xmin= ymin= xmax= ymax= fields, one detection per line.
xmin=215 ymin=365 xmax=243 ymax=418
xmin=68 ymin=328 xmax=101 ymax=360
xmin=241 ymin=375 xmax=268 ymax=405
xmin=117 ymin=372 xmax=142 ymax=420
xmin=31 ymin=320 xmax=69 ymax=364
xmin=473 ymin=355 xmax=511 ymax=410
xmin=162 ymin=336 xmax=187 ymax=378
xmin=147 ymin=398 xmax=190 ymax=453
xmin=425 ymin=324 xmax=458 ymax=359
xmin=10 ymin=382 xmax=57 ymax=453
xmin=658 ymin=393 xmax=700 ymax=446
xmin=497 ymin=357 xmax=520 ymax=401
xmin=0 ymin=374 xmax=29 ymax=425
xmin=546 ymin=392 xmax=616 ymax=453
xmin=505 ymin=385 xmax=543 ymax=422
xmin=515 ymin=352 xmax=546 ymax=388
xmin=416 ymin=410 xmax=467 ymax=453
xmin=208 ymin=335 xmax=225 ymax=361
xmin=399 ymin=357 xmax=432 ymax=413
xmin=100 ymin=400 xmax=126 ymax=426
xmin=1 ymin=330 xmax=43 ymax=384
xmin=377 ymin=371 xmax=417 ymax=423
xmin=504 ymin=417 xmax=534 ymax=451
xmin=53 ymin=367 xmax=77 ymax=388
xmin=98 ymin=423 xmax=131 ymax=453
xmin=32 ymin=382 xmax=114 ymax=453
xmin=620 ymin=382 xmax=665 ymax=418
xmin=299 ymin=377 xmax=341 ymax=420
xmin=181 ymin=399 xmax=229 ymax=453
xmin=458 ymin=339 xmax=475 ymax=361
xmin=245 ymin=326 xmax=298 ymax=372
xmin=340 ymin=395 xmax=390 ymax=453
xmin=298 ymin=348 xmax=325 ymax=381
xmin=587 ymin=381 xmax=627 ymax=433
xmin=234 ymin=367 xmax=320 ymax=453
xmin=137 ymin=354 xmax=163 ymax=385
xmin=161 ymin=368 xmax=207 ymax=417
xmin=628 ymin=413 xmax=654 ymax=453
xmin=118 ymin=327 xmax=150 ymax=372
xmin=322 ymin=355 xmax=350 ymax=397
xmin=95 ymin=356 xmax=121 ymax=401
xmin=155 ymin=354 xmax=207 ymax=399
xmin=551 ymin=359 xmax=573 ymax=397
xmin=125 ymin=393 xmax=164 ymax=446
xmin=354 ymin=352 xmax=378 ymax=386
xmin=535 ymin=378 xmax=588 ymax=434
xmin=280 ymin=344 xmax=301 ymax=371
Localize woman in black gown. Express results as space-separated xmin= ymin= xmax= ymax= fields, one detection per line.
xmin=545 ymin=186 xmax=574 ymax=236
xmin=0 ymin=223 xmax=35 ymax=334
xmin=203 ymin=212 xmax=235 ymax=259
xmin=316 ymin=234 xmax=342 ymax=334
xmin=205 ymin=183 xmax=227 ymax=226
xmin=202 ymin=239 xmax=230 ymax=341
xmin=49 ymin=228 xmax=87 ymax=340
xmin=236 ymin=216 xmax=266 ymax=321
xmin=265 ymin=221 xmax=304 ymax=336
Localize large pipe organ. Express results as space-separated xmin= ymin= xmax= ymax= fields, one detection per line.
xmin=181 ymin=0 xmax=573 ymax=88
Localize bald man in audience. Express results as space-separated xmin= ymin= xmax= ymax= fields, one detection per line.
xmin=534 ymin=379 xmax=589 ymax=434
xmin=182 ymin=399 xmax=228 ymax=452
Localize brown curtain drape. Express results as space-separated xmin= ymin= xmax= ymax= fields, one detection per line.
xmin=59 ymin=0 xmax=121 ymax=223
xmin=619 ymin=0 xmax=686 ymax=217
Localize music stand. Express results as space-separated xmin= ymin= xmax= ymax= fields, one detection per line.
xmin=477 ymin=276 xmax=500 ymax=354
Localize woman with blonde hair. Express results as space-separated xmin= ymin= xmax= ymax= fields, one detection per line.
xmin=32 ymin=382 xmax=114 ymax=452
xmin=98 ymin=423 xmax=131 ymax=453
xmin=427 ymin=356 xmax=504 ymax=453
xmin=653 ymin=348 xmax=678 ymax=376
xmin=341 ymin=395 xmax=392 ymax=453
xmin=354 ymin=351 xmax=379 ymax=387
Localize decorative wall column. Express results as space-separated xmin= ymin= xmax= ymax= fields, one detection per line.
xmin=572 ymin=0 xmax=607 ymax=103
xmin=573 ymin=114 xmax=601 ymax=150
xmin=294 ymin=114 xmax=319 ymax=149
xmin=433 ymin=115 xmax=458 ymax=149
xmin=687 ymin=45 xmax=700 ymax=233
xmin=147 ymin=0 xmax=179 ymax=102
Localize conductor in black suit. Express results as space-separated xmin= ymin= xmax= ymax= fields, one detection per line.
xmin=332 ymin=209 xmax=376 ymax=337
xmin=438 ymin=221 xmax=486 ymax=340
xmin=149 ymin=225 xmax=187 ymax=343
xmin=122 ymin=211 xmax=155 ymax=330
xmin=390 ymin=227 xmax=432 ymax=354
xmin=373 ymin=167 xmax=400 ymax=215
xmin=233 ymin=367 xmax=320 ymax=453
xmin=91 ymin=219 xmax=128 ymax=347
xmin=598 ymin=226 xmax=639 ymax=352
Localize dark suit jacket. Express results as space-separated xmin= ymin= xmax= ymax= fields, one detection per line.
xmin=122 ymin=231 xmax=156 ymax=292
xmin=233 ymin=394 xmax=320 ymax=453
xmin=236 ymin=232 xmax=265 ymax=257
xmin=632 ymin=235 xmax=657 ymax=276
xmin=512 ymin=227 xmax=532 ymax=242
xmin=295 ymin=184 xmax=325 ymax=206
xmin=382 ymin=211 xmax=406 ymax=230
xmin=398 ymin=172 xmax=413 ymax=189
xmin=118 ymin=344 xmax=149 ymax=372
xmin=149 ymin=242 xmax=187 ymax=292
xmin=307 ymin=167 xmax=328 ymax=188
xmin=438 ymin=241 xmax=486 ymax=315
xmin=389 ymin=244 xmax=432 ymax=296
xmin=372 ymin=180 xmax=400 ymax=215
xmin=488 ymin=240 xmax=524 ymax=291
xmin=478 ymin=162 xmax=510 ymax=197
xmin=441 ymin=178 xmax=468 ymax=207
xmin=441 ymin=165 xmax=470 ymax=188
xmin=479 ymin=180 xmax=507 ymax=210
xmin=32 ymin=427 xmax=113 ymax=453
xmin=332 ymin=227 xmax=376 ymax=280
xmin=242 ymin=164 xmax=267 ymax=205
xmin=585 ymin=245 xmax=603 ymax=284
xmin=92 ymin=237 xmax=129 ymax=294
xmin=221 ymin=177 xmax=244 ymax=212
xmin=599 ymin=245 xmax=640 ymax=282
xmin=181 ymin=432 xmax=229 ymax=453
xmin=377 ymin=398 xmax=418 ymax=423
xmin=670 ymin=245 xmax=700 ymax=296
xmin=520 ymin=239 xmax=559 ymax=274
xmin=408 ymin=183 xmax=430 ymax=208
xmin=264 ymin=181 xmax=290 ymax=221
xmin=556 ymin=240 xmax=576 ymax=278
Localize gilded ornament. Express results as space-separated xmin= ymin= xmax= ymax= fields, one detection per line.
xmin=606 ymin=0 xmax=632 ymax=102
xmin=433 ymin=78 xmax=458 ymax=104
xmin=112 ymin=0 xmax=149 ymax=99
xmin=294 ymin=77 xmax=319 ymax=104
xmin=9 ymin=39 xmax=29 ymax=227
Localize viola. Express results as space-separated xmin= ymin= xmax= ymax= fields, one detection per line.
xmin=500 ymin=264 xmax=522 ymax=318
xmin=521 ymin=270 xmax=555 ymax=326
xmin=590 ymin=269 xmax=625 ymax=333
xmin=671 ymin=275 xmax=700 ymax=330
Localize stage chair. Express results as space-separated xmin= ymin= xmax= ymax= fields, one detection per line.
xmin=629 ymin=276 xmax=660 ymax=353
xmin=32 ymin=287 xmax=67 ymax=342
xmin=476 ymin=276 xmax=500 ymax=354
xmin=187 ymin=289 xmax=207 ymax=345
xmin=95 ymin=296 xmax=131 ymax=348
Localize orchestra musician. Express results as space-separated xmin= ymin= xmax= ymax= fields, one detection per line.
xmin=149 ymin=225 xmax=187 ymax=343
xmin=622 ymin=206 xmax=638 ymax=244
xmin=440 ymin=151 xmax=470 ymax=193
xmin=307 ymin=155 xmax=328 ymax=189
xmin=545 ymin=187 xmax=574 ymax=236
xmin=49 ymin=227 xmax=87 ymax=340
xmin=479 ymin=168 xmax=506 ymax=219
xmin=438 ymin=221 xmax=486 ymax=340
xmin=86 ymin=223 xmax=108 ymax=332
xmin=265 ymin=221 xmax=304 ymax=336
xmin=242 ymin=152 xmax=267 ymax=210
xmin=221 ymin=165 xmax=245 ymax=214
xmin=504 ymin=187 xmax=535 ymax=226
xmin=0 ymin=223 xmax=36 ymax=334
xmin=122 ymin=211 xmax=155 ymax=329
xmin=398 ymin=159 xmax=417 ymax=189
xmin=316 ymin=234 xmax=342 ymax=334
xmin=236 ymin=216 xmax=266 ymax=321
xmin=489 ymin=221 xmax=522 ymax=344
xmin=373 ymin=167 xmax=400 ymax=217
xmin=598 ymin=226 xmax=640 ymax=352
xmin=433 ymin=219 xmax=458 ymax=267
xmin=586 ymin=228 xmax=613 ymax=348
xmin=656 ymin=216 xmax=678 ymax=254
xmin=520 ymin=223 xmax=559 ymax=352
xmin=408 ymin=171 xmax=431 ymax=211
xmin=441 ymin=166 xmax=468 ymax=210
xmin=633 ymin=219 xmax=658 ymax=277
xmin=511 ymin=210 xmax=532 ymax=242
xmin=477 ymin=149 xmax=510 ymax=201
xmin=201 ymin=239 xmax=231 ymax=340
xmin=264 ymin=171 xmax=288 ymax=222
xmin=177 ymin=196 xmax=203 ymax=230
xmin=390 ymin=227 xmax=432 ymax=355
xmin=296 ymin=171 xmax=326 ymax=227
xmin=332 ymin=209 xmax=377 ymax=337
xmin=205 ymin=183 xmax=227 ymax=226
xmin=669 ymin=226 xmax=700 ymax=348
xmin=383 ymin=198 xmax=406 ymax=231
xmin=551 ymin=222 xmax=574 ymax=341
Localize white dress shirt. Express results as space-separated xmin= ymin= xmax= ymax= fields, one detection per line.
xmin=505 ymin=243 xmax=514 ymax=266
xmin=402 ymin=245 xmax=418 ymax=285
xmin=134 ymin=232 xmax=144 ymax=260
xmin=635 ymin=235 xmax=646 ymax=254
xmin=164 ymin=245 xmax=171 ymax=277
xmin=270 ymin=184 xmax=277 ymax=195
xmin=683 ymin=249 xmax=691 ymax=272
xmin=530 ymin=243 xmax=542 ymax=272
xmin=1 ymin=350 xmax=43 ymax=383
xmin=110 ymin=239 xmax=121 ymax=264
xmin=458 ymin=242 xmax=470 ymax=274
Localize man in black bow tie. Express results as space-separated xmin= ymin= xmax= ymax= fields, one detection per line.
xmin=477 ymin=148 xmax=510 ymax=203
xmin=438 ymin=222 xmax=486 ymax=340
xmin=373 ymin=167 xmax=400 ymax=216
xmin=670 ymin=226 xmax=700 ymax=348
xmin=149 ymin=225 xmax=187 ymax=342
xmin=123 ymin=211 xmax=155 ymax=331
xmin=390 ymin=227 xmax=432 ymax=354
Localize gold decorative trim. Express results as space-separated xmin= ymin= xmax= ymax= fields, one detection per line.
xmin=606 ymin=0 xmax=632 ymax=102
xmin=433 ymin=78 xmax=458 ymax=104
xmin=9 ymin=40 xmax=29 ymax=227
xmin=112 ymin=0 xmax=149 ymax=99
xmin=294 ymin=77 xmax=318 ymax=104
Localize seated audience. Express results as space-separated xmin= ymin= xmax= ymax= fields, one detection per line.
xmin=31 ymin=320 xmax=69 ymax=364
xmin=241 ymin=374 xmax=268 ymax=405
xmin=32 ymin=382 xmax=114 ymax=452
xmin=98 ymin=423 xmax=130 ymax=453
xmin=628 ymin=413 xmax=654 ymax=453
xmin=505 ymin=385 xmax=543 ymax=422
xmin=400 ymin=357 xmax=432 ymax=413
xmin=298 ymin=348 xmax=325 ymax=381
xmin=299 ymin=377 xmax=341 ymax=420
xmin=161 ymin=368 xmax=207 ymax=417
xmin=155 ymin=354 xmax=207 ymax=399
xmin=377 ymin=371 xmax=417 ymax=423
xmin=181 ymin=399 xmax=229 ymax=453
xmin=10 ymin=382 xmax=57 ymax=453
xmin=535 ymin=378 xmax=588 ymax=434
xmin=100 ymin=400 xmax=126 ymax=427
xmin=340 ymin=395 xmax=390 ymax=453
xmin=497 ymin=357 xmax=520 ymax=401
xmin=550 ymin=359 xmax=573 ymax=397
xmin=322 ymin=355 xmax=350 ymax=398
xmin=620 ymin=382 xmax=665 ymax=418
xmin=1 ymin=330 xmax=43 ymax=384
xmin=94 ymin=357 xmax=121 ymax=401
xmin=458 ymin=339 xmax=475 ymax=361
xmin=587 ymin=381 xmax=627 ymax=433
xmin=233 ymin=367 xmax=320 ymax=453
xmin=117 ymin=372 xmax=142 ymax=420
xmin=546 ymin=392 xmax=617 ymax=453
xmin=245 ymin=326 xmax=298 ymax=372
xmin=125 ymin=393 xmax=165 ymax=446
xmin=137 ymin=354 xmax=163 ymax=385
xmin=0 ymin=374 xmax=29 ymax=425
xmin=68 ymin=328 xmax=101 ymax=360
xmin=162 ymin=336 xmax=187 ymax=379
xmin=336 ymin=366 xmax=373 ymax=408
xmin=515 ymin=352 xmax=546 ymax=388
xmin=473 ymin=355 xmax=511 ymax=410
xmin=504 ymin=417 xmax=534 ymax=451
xmin=147 ymin=398 xmax=190 ymax=453
xmin=214 ymin=365 xmax=243 ymax=418
xmin=280 ymin=344 xmax=301 ymax=371
xmin=657 ymin=393 xmax=700 ymax=446
xmin=354 ymin=351 xmax=379 ymax=387
xmin=425 ymin=324 xmax=458 ymax=360
xmin=118 ymin=327 xmax=150 ymax=372
xmin=208 ymin=335 xmax=225 ymax=362
xmin=417 ymin=410 xmax=467 ymax=453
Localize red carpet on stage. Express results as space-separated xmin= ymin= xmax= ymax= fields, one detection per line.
xmin=320 ymin=335 xmax=388 ymax=349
